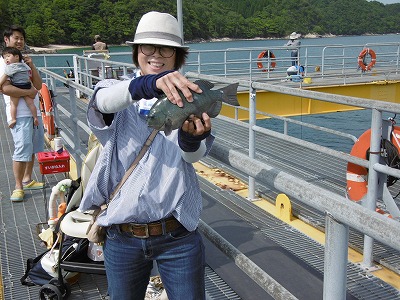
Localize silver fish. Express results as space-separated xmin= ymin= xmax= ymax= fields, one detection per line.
xmin=147 ymin=80 xmax=239 ymax=135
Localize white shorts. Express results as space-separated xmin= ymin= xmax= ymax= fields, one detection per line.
xmin=11 ymin=117 xmax=44 ymax=161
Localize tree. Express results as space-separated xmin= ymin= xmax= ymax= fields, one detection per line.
xmin=3 ymin=0 xmax=400 ymax=46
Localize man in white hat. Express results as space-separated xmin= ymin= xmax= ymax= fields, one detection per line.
xmin=79 ymin=11 xmax=213 ymax=300
xmin=284 ymin=31 xmax=301 ymax=66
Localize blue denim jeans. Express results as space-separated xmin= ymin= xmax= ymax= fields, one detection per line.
xmin=104 ymin=224 xmax=205 ymax=300
xmin=291 ymin=50 xmax=299 ymax=66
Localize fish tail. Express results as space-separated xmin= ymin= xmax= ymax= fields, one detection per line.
xmin=219 ymin=83 xmax=240 ymax=106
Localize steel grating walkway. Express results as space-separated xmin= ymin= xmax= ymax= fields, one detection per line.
xmin=199 ymin=176 xmax=400 ymax=299
xmin=0 ymin=95 xmax=108 ymax=299
xmin=1 ymin=88 xmax=400 ymax=299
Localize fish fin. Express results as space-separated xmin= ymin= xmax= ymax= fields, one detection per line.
xmin=194 ymin=80 xmax=214 ymax=90
xmin=207 ymin=101 xmax=222 ymax=118
xmin=219 ymin=83 xmax=240 ymax=106
xmin=164 ymin=118 xmax=173 ymax=136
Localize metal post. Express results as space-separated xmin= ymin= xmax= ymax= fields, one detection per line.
xmin=72 ymin=55 xmax=81 ymax=98
xmin=248 ymin=86 xmax=256 ymax=200
xmin=284 ymin=120 xmax=288 ymax=135
xmin=177 ymin=0 xmax=183 ymax=43
xmin=362 ymin=108 xmax=382 ymax=268
xmin=323 ymin=213 xmax=349 ymax=300
xmin=49 ymin=77 xmax=61 ymax=136
xmin=396 ymin=44 xmax=399 ymax=75
xmin=68 ymin=85 xmax=83 ymax=177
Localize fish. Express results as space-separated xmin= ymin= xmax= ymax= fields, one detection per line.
xmin=146 ymin=80 xmax=239 ymax=136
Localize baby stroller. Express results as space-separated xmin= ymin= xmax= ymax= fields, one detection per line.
xmin=39 ymin=144 xmax=105 ymax=299
xmin=38 ymin=142 xmax=168 ymax=299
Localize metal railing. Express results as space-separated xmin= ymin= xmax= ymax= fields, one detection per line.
xmin=185 ymin=72 xmax=400 ymax=298
xmin=38 ymin=65 xmax=400 ymax=300
xmin=186 ymin=71 xmax=400 ymax=200
xmin=41 ymin=70 xmax=94 ymax=175
xmin=32 ymin=41 xmax=400 ymax=92
xmin=183 ymin=42 xmax=400 ymax=84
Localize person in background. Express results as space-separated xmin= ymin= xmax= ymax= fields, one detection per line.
xmin=92 ymin=35 xmax=108 ymax=50
xmin=286 ymin=64 xmax=305 ymax=81
xmin=78 ymin=11 xmax=214 ymax=300
xmin=0 ymin=47 xmax=38 ymax=128
xmin=0 ymin=25 xmax=44 ymax=202
xmin=284 ymin=31 xmax=301 ymax=66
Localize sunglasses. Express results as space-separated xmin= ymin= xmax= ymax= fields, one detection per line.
xmin=139 ymin=44 xmax=176 ymax=58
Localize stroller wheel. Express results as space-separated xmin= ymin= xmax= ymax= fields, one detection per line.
xmin=49 ymin=278 xmax=72 ymax=297
xmin=39 ymin=283 xmax=63 ymax=299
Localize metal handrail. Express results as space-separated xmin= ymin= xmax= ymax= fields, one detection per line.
xmin=38 ymin=61 xmax=400 ymax=300
xmin=31 ymin=41 xmax=400 ymax=87
xmin=185 ymin=72 xmax=400 ymax=298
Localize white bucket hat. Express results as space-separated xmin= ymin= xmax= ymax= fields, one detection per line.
xmin=126 ymin=11 xmax=188 ymax=49
xmin=289 ymin=32 xmax=300 ymax=40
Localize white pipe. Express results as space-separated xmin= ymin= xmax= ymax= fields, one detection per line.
xmin=48 ymin=179 xmax=73 ymax=225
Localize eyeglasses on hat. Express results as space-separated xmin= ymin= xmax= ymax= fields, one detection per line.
xmin=139 ymin=44 xmax=176 ymax=58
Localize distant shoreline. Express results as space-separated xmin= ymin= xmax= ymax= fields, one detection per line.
xmin=28 ymin=44 xmax=86 ymax=53
xmin=28 ymin=34 xmax=330 ymax=52
xmin=29 ymin=32 xmax=398 ymax=53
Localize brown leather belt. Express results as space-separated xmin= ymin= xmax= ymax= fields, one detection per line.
xmin=119 ymin=216 xmax=182 ymax=238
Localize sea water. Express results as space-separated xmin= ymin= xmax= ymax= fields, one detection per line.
xmin=48 ymin=34 xmax=400 ymax=152
xmin=55 ymin=33 xmax=400 ymax=65
xmin=189 ymin=34 xmax=400 ymax=153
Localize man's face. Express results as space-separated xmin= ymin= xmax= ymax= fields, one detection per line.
xmin=4 ymin=31 xmax=25 ymax=51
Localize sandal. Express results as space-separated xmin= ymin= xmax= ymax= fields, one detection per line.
xmin=23 ymin=180 xmax=44 ymax=190
xmin=10 ymin=189 xmax=24 ymax=202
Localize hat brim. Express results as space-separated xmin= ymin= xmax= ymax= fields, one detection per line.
xmin=126 ymin=39 xmax=189 ymax=50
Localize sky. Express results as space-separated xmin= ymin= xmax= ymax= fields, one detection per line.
xmin=373 ymin=0 xmax=400 ymax=3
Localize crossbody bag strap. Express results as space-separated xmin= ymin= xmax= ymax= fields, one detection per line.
xmin=108 ymin=129 xmax=158 ymax=202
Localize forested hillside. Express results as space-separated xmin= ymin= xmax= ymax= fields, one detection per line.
xmin=0 ymin=0 xmax=399 ymax=47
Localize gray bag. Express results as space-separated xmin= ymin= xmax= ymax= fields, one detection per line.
xmin=86 ymin=207 xmax=106 ymax=243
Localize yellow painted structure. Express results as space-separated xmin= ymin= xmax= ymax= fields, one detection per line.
xmin=221 ymin=80 xmax=400 ymax=120
xmin=276 ymin=194 xmax=293 ymax=222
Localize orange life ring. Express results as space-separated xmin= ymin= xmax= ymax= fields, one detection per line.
xmin=346 ymin=126 xmax=400 ymax=201
xmin=358 ymin=48 xmax=376 ymax=71
xmin=257 ymin=50 xmax=276 ymax=72
xmin=39 ymin=83 xmax=56 ymax=139
xmin=376 ymin=208 xmax=393 ymax=218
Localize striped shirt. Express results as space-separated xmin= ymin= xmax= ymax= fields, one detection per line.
xmin=78 ymin=77 xmax=214 ymax=231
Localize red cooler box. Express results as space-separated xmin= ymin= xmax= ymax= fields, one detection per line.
xmin=37 ymin=150 xmax=70 ymax=174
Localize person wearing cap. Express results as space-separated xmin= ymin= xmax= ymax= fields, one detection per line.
xmin=92 ymin=34 xmax=108 ymax=50
xmin=284 ymin=31 xmax=301 ymax=66
xmin=79 ymin=11 xmax=213 ymax=299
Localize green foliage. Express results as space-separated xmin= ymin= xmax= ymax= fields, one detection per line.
xmin=1 ymin=0 xmax=399 ymax=46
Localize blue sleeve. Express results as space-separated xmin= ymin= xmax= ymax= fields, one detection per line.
xmin=178 ymin=128 xmax=211 ymax=152
xmin=128 ymin=70 xmax=174 ymax=100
